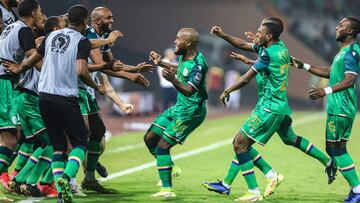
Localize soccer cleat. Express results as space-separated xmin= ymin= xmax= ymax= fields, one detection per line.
xmin=201 ymin=180 xmax=230 ymax=195
xmin=58 ymin=177 xmax=74 ymax=203
xmin=345 ymin=190 xmax=360 ymax=203
xmin=325 ymin=161 xmax=337 ymax=184
xmin=20 ymin=183 xmax=43 ymax=197
xmin=264 ymin=173 xmax=284 ymax=197
xmin=38 ymin=182 xmax=58 ymax=198
xmin=157 ymin=165 xmax=182 ymax=186
xmin=151 ymin=187 xmax=176 ymax=198
xmin=81 ymin=179 xmax=112 ymax=194
xmin=0 ymin=189 xmax=13 ymax=202
xmin=0 ymin=172 xmax=11 ymax=191
xmin=234 ymin=192 xmax=263 ymax=202
xmin=8 ymin=180 xmax=22 ymax=194
xmin=96 ymin=162 xmax=108 ymax=178
xmin=71 ymin=184 xmax=87 ymax=197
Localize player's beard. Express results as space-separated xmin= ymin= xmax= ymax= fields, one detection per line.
xmin=174 ymin=47 xmax=186 ymax=55
xmin=8 ymin=0 xmax=18 ymax=7
xmin=336 ymin=33 xmax=346 ymax=42
xmin=101 ymin=24 xmax=112 ymax=33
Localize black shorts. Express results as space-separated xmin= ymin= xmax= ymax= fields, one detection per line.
xmin=39 ymin=93 xmax=87 ymax=151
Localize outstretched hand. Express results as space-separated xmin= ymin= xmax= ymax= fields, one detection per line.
xmin=149 ymin=51 xmax=162 ymax=65
xmin=308 ymin=86 xmax=325 ymax=100
xmin=230 ymin=52 xmax=253 ymax=65
xmin=135 ymin=62 xmax=154 ymax=72
xmin=3 ymin=61 xmax=20 ymax=74
xmin=219 ymin=91 xmax=230 ymax=107
xmin=107 ymin=30 xmax=123 ymax=46
xmin=244 ymin=31 xmax=257 ymax=43
xmin=210 ymin=26 xmax=226 ymax=38
xmin=291 ymin=57 xmax=304 ymax=69
xmin=130 ymin=73 xmax=150 ymax=87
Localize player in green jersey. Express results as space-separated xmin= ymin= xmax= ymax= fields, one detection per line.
xmin=145 ymin=28 xmax=208 ymax=198
xmin=292 ymin=17 xmax=360 ymax=203
xmin=203 ymin=19 xmax=334 ymax=202
xmin=203 ymin=17 xmax=334 ymax=201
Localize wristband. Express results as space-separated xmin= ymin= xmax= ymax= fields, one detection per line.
xmin=303 ymin=63 xmax=311 ymax=71
xmin=324 ymin=87 xmax=333 ymax=95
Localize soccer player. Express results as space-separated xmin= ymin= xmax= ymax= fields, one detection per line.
xmin=79 ymin=6 xmax=151 ymax=194
xmin=204 ymin=19 xmax=334 ymax=201
xmin=5 ymin=4 xmax=106 ymax=203
xmin=203 ymin=18 xmax=335 ymax=200
xmin=145 ymin=28 xmax=208 ymax=198
xmin=0 ymin=0 xmax=18 ymax=33
xmin=292 ymin=17 xmax=360 ymax=203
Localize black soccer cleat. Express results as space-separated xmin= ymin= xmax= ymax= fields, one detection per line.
xmin=96 ymin=162 xmax=108 ymax=178
xmin=325 ymin=161 xmax=337 ymax=184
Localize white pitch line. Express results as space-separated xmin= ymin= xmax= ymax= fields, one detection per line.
xmin=99 ymin=113 xmax=324 ymax=182
xmin=104 ymin=143 xmax=145 ymax=154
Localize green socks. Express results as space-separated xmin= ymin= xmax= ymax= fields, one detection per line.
xmin=40 ymin=167 xmax=54 ymax=185
xmin=52 ymin=152 xmax=66 ymax=192
xmin=156 ymin=147 xmax=173 ymax=188
xmin=26 ymin=145 xmax=53 ymax=185
xmin=236 ymin=152 xmax=258 ymax=190
xmin=15 ymin=146 xmax=44 ymax=182
xmin=296 ymin=136 xmax=330 ymax=166
xmin=334 ymin=153 xmax=360 ymax=187
xmin=224 ymin=147 xmax=272 ymax=185
xmin=15 ymin=143 xmax=34 ymax=171
xmin=64 ymin=146 xmax=86 ymax=179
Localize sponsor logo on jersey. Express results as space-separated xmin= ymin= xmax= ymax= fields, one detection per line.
xmin=51 ymin=33 xmax=70 ymax=54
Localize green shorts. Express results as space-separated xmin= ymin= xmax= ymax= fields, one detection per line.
xmin=326 ymin=114 xmax=353 ymax=142
xmin=17 ymin=92 xmax=46 ymax=139
xmin=0 ymin=79 xmax=17 ymax=130
xmin=149 ymin=104 xmax=207 ymax=146
xmin=241 ymin=109 xmax=286 ymax=146
xmin=78 ymin=88 xmax=100 ymax=115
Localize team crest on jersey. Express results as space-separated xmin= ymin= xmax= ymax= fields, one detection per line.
xmin=183 ymin=68 xmax=188 ymax=76
xmin=51 ymin=33 xmax=70 ymax=54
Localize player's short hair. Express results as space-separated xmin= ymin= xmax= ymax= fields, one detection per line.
xmin=68 ymin=4 xmax=88 ymax=26
xmin=264 ymin=17 xmax=284 ymax=34
xmin=262 ymin=22 xmax=281 ymax=40
xmin=17 ymin=0 xmax=39 ymax=18
xmin=44 ymin=16 xmax=60 ymax=34
xmin=346 ymin=17 xmax=360 ymax=37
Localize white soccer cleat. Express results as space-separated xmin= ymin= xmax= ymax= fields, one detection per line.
xmin=234 ymin=192 xmax=263 ymax=202
xmin=264 ymin=173 xmax=284 ymax=197
xmin=151 ymin=188 xmax=176 ymax=198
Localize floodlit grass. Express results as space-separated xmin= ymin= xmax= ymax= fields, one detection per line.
xmin=6 ymin=111 xmax=359 ymax=202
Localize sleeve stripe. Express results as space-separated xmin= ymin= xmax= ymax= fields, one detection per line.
xmin=187 ymin=82 xmax=199 ymax=91
xmin=251 ymin=66 xmax=258 ymax=73
xmin=345 ymin=71 xmax=358 ymax=75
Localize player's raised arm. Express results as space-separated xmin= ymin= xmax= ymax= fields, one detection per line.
xmin=308 ymin=49 xmax=359 ymax=100
xmin=99 ymin=73 xmax=134 ymax=114
xmin=149 ymin=51 xmax=177 ymax=71
xmin=210 ymin=26 xmax=255 ymax=52
xmin=230 ymin=52 xmax=256 ymax=65
xmin=292 ymin=57 xmax=330 ymax=78
xmin=89 ymin=30 xmax=123 ymax=49
xmin=219 ymin=67 xmax=257 ymax=107
xmin=103 ymin=69 xmax=150 ymax=87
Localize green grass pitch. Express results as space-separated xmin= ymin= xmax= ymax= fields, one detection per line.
xmin=7 ymin=111 xmax=359 ymax=202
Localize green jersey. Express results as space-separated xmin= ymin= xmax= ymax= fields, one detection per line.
xmin=252 ymin=41 xmax=292 ymax=115
xmin=327 ymin=43 xmax=360 ymax=118
xmin=175 ymin=52 xmax=208 ymax=109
